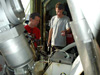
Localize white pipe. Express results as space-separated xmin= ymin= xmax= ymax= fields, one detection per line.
xmin=59 ymin=42 xmax=76 ymax=58
xmin=60 ymin=42 xmax=76 ymax=52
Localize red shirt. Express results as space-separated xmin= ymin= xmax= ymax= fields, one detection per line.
xmin=66 ymin=33 xmax=74 ymax=44
xmin=24 ymin=25 xmax=41 ymax=48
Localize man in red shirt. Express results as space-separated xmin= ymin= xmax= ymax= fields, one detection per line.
xmin=24 ymin=12 xmax=41 ymax=49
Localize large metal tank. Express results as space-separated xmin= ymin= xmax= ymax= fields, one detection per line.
xmin=0 ymin=34 xmax=33 ymax=68
xmin=0 ymin=0 xmax=34 ymax=69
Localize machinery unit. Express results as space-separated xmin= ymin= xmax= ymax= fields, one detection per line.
xmin=0 ymin=0 xmax=35 ymax=74
xmin=0 ymin=0 xmax=100 ymax=75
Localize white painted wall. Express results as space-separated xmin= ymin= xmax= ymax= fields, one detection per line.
xmin=21 ymin=0 xmax=30 ymax=20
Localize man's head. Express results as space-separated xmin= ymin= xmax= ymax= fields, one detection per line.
xmin=29 ymin=12 xmax=40 ymax=28
xmin=55 ymin=2 xmax=64 ymax=17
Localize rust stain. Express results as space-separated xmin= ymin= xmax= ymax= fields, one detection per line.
xmin=57 ymin=63 xmax=60 ymax=66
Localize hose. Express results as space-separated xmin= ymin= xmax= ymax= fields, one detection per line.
xmin=59 ymin=42 xmax=76 ymax=58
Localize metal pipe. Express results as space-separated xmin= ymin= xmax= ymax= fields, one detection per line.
xmin=43 ymin=0 xmax=50 ymax=50
xmin=30 ymin=0 xmax=35 ymax=13
xmin=67 ymin=0 xmax=100 ymax=74
xmin=76 ymin=0 xmax=100 ymax=46
xmin=40 ymin=0 xmax=42 ymax=45
xmin=35 ymin=0 xmax=37 ymax=12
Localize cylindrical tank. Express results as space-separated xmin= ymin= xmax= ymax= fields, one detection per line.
xmin=0 ymin=34 xmax=33 ymax=68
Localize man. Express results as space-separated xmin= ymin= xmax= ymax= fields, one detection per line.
xmin=24 ymin=12 xmax=41 ymax=49
xmin=47 ymin=2 xmax=70 ymax=50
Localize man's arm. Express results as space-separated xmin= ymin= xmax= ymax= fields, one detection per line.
xmin=66 ymin=28 xmax=71 ymax=33
xmin=47 ymin=28 xmax=53 ymax=46
xmin=61 ymin=18 xmax=71 ymax=36
xmin=61 ymin=28 xmax=71 ymax=36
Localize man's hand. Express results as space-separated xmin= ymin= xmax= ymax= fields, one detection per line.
xmin=61 ymin=31 xmax=66 ymax=36
xmin=31 ymin=34 xmax=35 ymax=38
xmin=47 ymin=42 xmax=50 ymax=46
xmin=0 ymin=64 xmax=2 ymax=71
